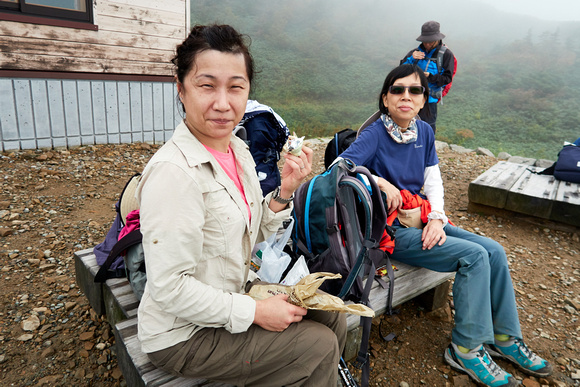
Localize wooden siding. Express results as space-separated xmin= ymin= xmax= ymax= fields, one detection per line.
xmin=0 ymin=77 xmax=180 ymax=151
xmin=0 ymin=0 xmax=186 ymax=76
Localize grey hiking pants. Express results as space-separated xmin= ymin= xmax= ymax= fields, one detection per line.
xmin=147 ymin=308 xmax=347 ymax=387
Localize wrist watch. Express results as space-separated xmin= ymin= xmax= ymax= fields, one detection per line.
xmin=272 ymin=186 xmax=294 ymax=205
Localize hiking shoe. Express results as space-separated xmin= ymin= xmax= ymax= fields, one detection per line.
xmin=486 ymin=338 xmax=553 ymax=378
xmin=444 ymin=343 xmax=520 ymax=387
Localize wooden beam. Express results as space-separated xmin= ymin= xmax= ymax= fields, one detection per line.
xmin=0 ymin=20 xmax=182 ymax=51
xmin=504 ymin=166 xmax=556 ymax=219
xmin=468 ymin=161 xmax=528 ymax=208
xmin=0 ymin=53 xmax=173 ymax=76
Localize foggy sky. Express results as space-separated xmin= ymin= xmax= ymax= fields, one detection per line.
xmin=475 ymin=0 xmax=580 ymax=22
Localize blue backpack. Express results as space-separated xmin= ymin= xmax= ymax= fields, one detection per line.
xmin=235 ymin=105 xmax=289 ymax=195
xmin=539 ymin=144 xmax=580 ymax=184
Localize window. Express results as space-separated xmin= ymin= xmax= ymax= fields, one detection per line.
xmin=0 ymin=0 xmax=93 ymax=23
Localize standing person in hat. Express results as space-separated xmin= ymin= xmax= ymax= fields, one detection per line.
xmin=401 ymin=20 xmax=456 ymax=133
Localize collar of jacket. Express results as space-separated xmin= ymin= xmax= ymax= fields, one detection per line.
xmin=171 ymin=120 xmax=253 ymax=170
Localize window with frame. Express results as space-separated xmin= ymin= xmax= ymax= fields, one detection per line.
xmin=0 ymin=0 xmax=93 ymax=23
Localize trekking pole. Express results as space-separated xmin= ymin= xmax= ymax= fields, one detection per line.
xmin=338 ymin=357 xmax=359 ymax=387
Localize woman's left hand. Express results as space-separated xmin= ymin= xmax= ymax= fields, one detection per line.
xmin=278 ymin=145 xmax=313 ymax=197
xmin=421 ymin=219 xmax=446 ymax=250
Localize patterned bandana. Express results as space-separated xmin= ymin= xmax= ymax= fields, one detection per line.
xmin=381 ymin=113 xmax=418 ymax=144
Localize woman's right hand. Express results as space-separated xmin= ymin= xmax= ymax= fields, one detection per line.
xmin=254 ymin=294 xmax=307 ymax=332
xmin=377 ymin=177 xmax=402 ymax=214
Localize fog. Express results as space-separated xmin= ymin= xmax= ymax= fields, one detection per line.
xmin=191 ymin=0 xmax=580 ymax=158
xmin=475 ymin=0 xmax=580 ymax=22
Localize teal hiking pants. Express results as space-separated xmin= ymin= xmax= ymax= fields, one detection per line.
xmin=391 ymin=224 xmax=522 ymax=350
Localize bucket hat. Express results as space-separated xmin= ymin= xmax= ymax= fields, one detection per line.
xmin=416 ymin=21 xmax=446 ymax=42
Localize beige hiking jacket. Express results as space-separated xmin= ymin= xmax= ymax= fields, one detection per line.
xmin=136 ymin=121 xmax=291 ymax=353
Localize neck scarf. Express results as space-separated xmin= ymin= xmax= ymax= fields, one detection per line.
xmin=381 ymin=113 xmax=418 ymax=144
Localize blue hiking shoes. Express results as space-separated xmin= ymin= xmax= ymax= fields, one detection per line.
xmin=486 ymin=338 xmax=553 ymax=378
xmin=444 ymin=343 xmax=520 ymax=387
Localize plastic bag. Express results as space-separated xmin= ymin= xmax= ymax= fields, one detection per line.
xmin=255 ymin=218 xmax=294 ymax=283
xmin=280 ymin=255 xmax=309 ymax=285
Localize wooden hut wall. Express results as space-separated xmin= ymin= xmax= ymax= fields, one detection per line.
xmin=0 ymin=0 xmax=188 ymax=150
xmin=0 ymin=78 xmax=180 ymax=151
xmin=0 ymin=0 xmax=186 ymax=75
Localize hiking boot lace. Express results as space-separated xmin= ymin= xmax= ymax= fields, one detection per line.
xmin=478 ymin=347 xmax=503 ymax=377
xmin=514 ymin=338 xmax=537 ymax=361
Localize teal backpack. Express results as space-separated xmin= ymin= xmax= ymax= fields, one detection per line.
xmin=292 ymin=158 xmax=395 ymax=386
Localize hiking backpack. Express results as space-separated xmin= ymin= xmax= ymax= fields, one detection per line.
xmin=538 ymin=144 xmax=580 ymax=184
xmin=437 ymin=45 xmax=457 ymax=100
xmin=94 ymin=174 xmax=146 ymax=300
xmin=323 ymin=128 xmax=357 ymax=170
xmin=404 ymin=44 xmax=457 ymax=102
xmin=234 ymin=101 xmax=289 ymax=196
xmin=292 ymin=158 xmax=395 ymax=386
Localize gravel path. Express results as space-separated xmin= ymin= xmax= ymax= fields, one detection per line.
xmin=0 ymin=141 xmax=578 ymax=386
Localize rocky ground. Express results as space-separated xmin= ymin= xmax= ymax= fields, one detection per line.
xmin=0 ymin=140 xmax=578 ymax=387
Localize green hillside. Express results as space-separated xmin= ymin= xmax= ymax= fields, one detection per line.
xmin=191 ymin=0 xmax=580 ymax=159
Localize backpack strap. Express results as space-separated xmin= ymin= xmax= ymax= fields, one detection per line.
xmin=357 ymin=111 xmax=381 ymax=137
xmin=436 ymin=45 xmax=447 ymax=75
xmin=95 ymin=229 xmax=143 ymax=283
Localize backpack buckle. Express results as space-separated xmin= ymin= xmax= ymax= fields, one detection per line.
xmin=352 ymin=352 xmax=369 ymax=370
xmin=363 ymin=238 xmax=378 ymax=249
xmin=326 ymin=224 xmax=340 ymax=234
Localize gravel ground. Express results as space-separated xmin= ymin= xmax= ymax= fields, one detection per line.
xmin=0 ymin=140 xmax=578 ymax=386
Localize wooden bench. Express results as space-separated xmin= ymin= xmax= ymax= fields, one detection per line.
xmin=75 ymin=248 xmax=454 ymax=386
xmin=469 ymin=161 xmax=580 ymax=227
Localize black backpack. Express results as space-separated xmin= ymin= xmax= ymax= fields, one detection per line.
xmin=235 ymin=107 xmax=289 ymax=195
xmin=324 ymin=128 xmax=357 ymax=169
xmin=292 ymin=158 xmax=395 ymax=386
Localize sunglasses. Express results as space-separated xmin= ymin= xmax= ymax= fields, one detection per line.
xmin=388 ymin=85 xmax=425 ymax=95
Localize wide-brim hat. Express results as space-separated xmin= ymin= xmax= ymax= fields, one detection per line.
xmin=119 ymin=174 xmax=141 ymax=226
xmin=416 ymin=21 xmax=445 ymax=42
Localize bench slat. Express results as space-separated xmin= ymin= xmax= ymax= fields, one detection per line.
xmin=74 ymin=249 xmax=105 ymax=315
xmin=345 ymin=261 xmax=454 ymax=330
xmin=77 ymin=249 xmax=454 ymax=386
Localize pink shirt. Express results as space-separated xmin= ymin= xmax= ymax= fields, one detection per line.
xmin=204 ymin=144 xmax=251 ymax=219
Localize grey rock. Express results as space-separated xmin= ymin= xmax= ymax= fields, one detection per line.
xmin=534 ymin=159 xmax=554 ymax=168
xmin=435 ymin=140 xmax=449 ymax=152
xmin=563 ymin=305 xmax=576 ymax=315
xmin=449 ymin=144 xmax=474 ymax=153
xmin=497 ymin=151 xmax=511 ymax=160
xmin=21 ymin=315 xmax=41 ymax=331
xmin=507 ymin=156 xmax=536 ymax=165
xmin=476 ymin=147 xmax=495 ymax=157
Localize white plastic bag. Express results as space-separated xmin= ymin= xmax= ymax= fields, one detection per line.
xmin=281 ymin=255 xmax=309 ymax=286
xmin=255 ymin=218 xmax=294 ymax=283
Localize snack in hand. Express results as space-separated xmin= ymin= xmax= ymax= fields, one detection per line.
xmin=283 ymin=132 xmax=305 ymax=156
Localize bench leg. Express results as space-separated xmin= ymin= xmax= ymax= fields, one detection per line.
xmin=344 ymin=326 xmax=363 ymax=362
xmin=415 ymin=280 xmax=451 ymax=311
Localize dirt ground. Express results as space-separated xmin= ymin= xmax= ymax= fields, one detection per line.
xmin=0 ymin=140 xmax=578 ymax=387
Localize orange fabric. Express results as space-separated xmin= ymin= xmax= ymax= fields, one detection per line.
xmin=379 ymin=228 xmax=395 ymax=254
xmin=386 ymin=190 xmax=431 ymax=226
xmin=379 ymin=190 xmax=444 ymax=254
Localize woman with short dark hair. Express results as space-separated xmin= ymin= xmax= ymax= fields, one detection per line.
xmin=136 ymin=24 xmax=346 ymax=386
xmin=340 ymin=63 xmax=552 ymax=387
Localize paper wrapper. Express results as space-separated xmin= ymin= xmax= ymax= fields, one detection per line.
xmin=282 ymin=133 xmax=305 ymax=156
xmin=247 ymin=272 xmax=375 ymax=317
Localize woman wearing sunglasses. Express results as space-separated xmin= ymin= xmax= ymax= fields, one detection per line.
xmin=339 ymin=64 xmax=552 ymax=387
